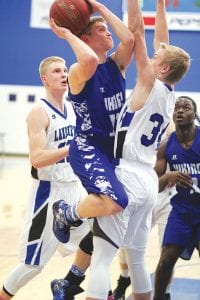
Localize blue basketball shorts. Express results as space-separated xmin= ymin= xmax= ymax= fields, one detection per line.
xmin=69 ymin=135 xmax=128 ymax=209
xmin=163 ymin=204 xmax=200 ymax=260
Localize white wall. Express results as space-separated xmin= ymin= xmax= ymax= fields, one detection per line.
xmin=0 ymin=85 xmax=44 ymax=155
xmin=0 ymin=85 xmax=200 ymax=155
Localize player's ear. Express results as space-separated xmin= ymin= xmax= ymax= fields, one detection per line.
xmin=41 ymin=75 xmax=47 ymax=84
xmin=80 ymin=34 xmax=89 ymax=42
xmin=41 ymin=75 xmax=47 ymax=82
xmin=161 ymin=64 xmax=170 ymax=74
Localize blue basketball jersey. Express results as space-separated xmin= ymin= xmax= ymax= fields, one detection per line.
xmin=166 ymin=127 xmax=200 ymax=207
xmin=163 ymin=127 xmax=200 ymax=259
xmin=68 ymin=58 xmax=128 ymax=208
xmin=68 ymin=57 xmax=125 ymax=138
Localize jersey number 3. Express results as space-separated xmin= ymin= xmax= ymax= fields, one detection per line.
xmin=141 ymin=113 xmax=165 ymax=146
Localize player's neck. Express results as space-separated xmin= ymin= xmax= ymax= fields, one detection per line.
xmin=95 ymin=50 xmax=107 ymax=64
xmin=176 ymin=125 xmax=196 ymax=149
xmin=45 ymin=91 xmax=66 ymax=112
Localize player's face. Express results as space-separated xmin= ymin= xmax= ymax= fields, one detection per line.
xmin=43 ymin=62 xmax=68 ymax=91
xmin=89 ymin=21 xmax=113 ymax=51
xmin=173 ymin=98 xmax=195 ymax=126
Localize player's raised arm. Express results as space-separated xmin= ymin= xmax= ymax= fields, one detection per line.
xmin=154 ymin=0 xmax=169 ymax=50
xmin=127 ymin=0 xmax=154 ymax=111
xmin=49 ymin=18 xmax=99 ymax=92
xmin=86 ymin=0 xmax=135 ymax=74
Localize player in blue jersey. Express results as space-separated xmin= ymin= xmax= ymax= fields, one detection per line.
xmin=0 ymin=56 xmax=90 ymax=300
xmin=153 ymin=96 xmax=199 ymax=300
xmin=49 ymin=0 xmax=134 ymax=223
xmin=49 ymin=0 xmax=134 ymax=298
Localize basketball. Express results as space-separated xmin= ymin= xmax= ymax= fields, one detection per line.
xmin=49 ymin=0 xmax=92 ymax=35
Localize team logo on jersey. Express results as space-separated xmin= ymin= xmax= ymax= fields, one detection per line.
xmin=52 ymin=114 xmax=56 ymax=119
xmin=172 ymin=154 xmax=178 ymax=160
xmin=100 ymin=87 xmax=105 ymax=93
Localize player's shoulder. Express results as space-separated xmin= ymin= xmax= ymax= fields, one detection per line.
xmin=27 ymin=99 xmax=51 ymax=120
xmin=157 ymin=136 xmax=171 ymax=157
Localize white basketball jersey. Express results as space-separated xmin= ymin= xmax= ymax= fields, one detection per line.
xmin=114 ymin=79 xmax=175 ymax=167
xmin=35 ymin=99 xmax=78 ymax=182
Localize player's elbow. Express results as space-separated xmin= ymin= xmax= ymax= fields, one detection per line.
xmin=85 ymin=54 xmax=99 ymax=68
xmin=30 ymin=154 xmax=43 ymax=169
xmin=128 ymin=17 xmax=144 ymax=35
xmin=30 ymin=159 xmax=41 ymax=169
xmin=103 ymin=201 xmax=123 ymax=215
xmin=124 ymin=32 xmax=135 ymax=49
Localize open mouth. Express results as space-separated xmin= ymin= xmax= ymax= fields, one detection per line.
xmin=176 ymin=116 xmax=184 ymax=121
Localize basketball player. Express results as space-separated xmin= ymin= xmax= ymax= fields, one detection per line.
xmin=49 ymin=0 xmax=134 ymax=233
xmin=0 ymin=56 xmax=90 ymax=300
xmin=49 ymin=0 xmax=134 ymax=297
xmin=113 ymin=123 xmax=176 ymax=300
xmin=153 ymin=96 xmax=200 ymax=300
xmin=80 ymin=0 xmax=191 ymax=299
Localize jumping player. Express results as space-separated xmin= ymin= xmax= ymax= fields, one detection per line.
xmin=49 ymin=0 xmax=134 ymax=229
xmin=49 ymin=0 xmax=134 ymax=297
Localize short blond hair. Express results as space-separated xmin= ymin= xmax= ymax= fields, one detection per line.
xmin=39 ymin=56 xmax=66 ymax=76
xmin=160 ymin=43 xmax=190 ymax=84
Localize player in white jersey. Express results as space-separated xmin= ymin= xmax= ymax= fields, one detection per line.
xmin=113 ymin=123 xmax=176 ymax=300
xmin=0 ymin=56 xmax=90 ymax=300
xmin=84 ymin=1 xmax=190 ymax=299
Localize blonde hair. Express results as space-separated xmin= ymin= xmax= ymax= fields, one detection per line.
xmin=39 ymin=56 xmax=66 ymax=76
xmin=78 ymin=16 xmax=106 ymax=37
xmin=160 ymin=43 xmax=190 ymax=84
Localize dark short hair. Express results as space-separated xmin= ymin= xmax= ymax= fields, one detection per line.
xmin=176 ymin=95 xmax=197 ymax=113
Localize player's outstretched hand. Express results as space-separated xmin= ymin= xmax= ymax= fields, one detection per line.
xmin=86 ymin=0 xmax=103 ymax=13
xmin=49 ymin=18 xmax=72 ymax=39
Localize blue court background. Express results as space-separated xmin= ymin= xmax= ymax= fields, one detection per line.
xmin=127 ymin=275 xmax=200 ymax=299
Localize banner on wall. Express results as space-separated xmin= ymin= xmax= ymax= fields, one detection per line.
xmin=122 ymin=0 xmax=200 ymax=31
xmin=30 ymin=0 xmax=53 ymax=29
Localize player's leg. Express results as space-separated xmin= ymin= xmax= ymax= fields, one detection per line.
xmin=153 ymin=245 xmax=182 ymax=300
xmin=53 ymin=138 xmax=128 ymax=241
xmin=86 ymin=236 xmax=118 ymax=300
xmin=51 ymin=231 xmax=93 ymax=299
xmin=51 ymin=182 xmax=92 ymax=299
xmin=125 ymin=209 xmax=152 ymax=300
xmin=0 ymin=180 xmax=59 ymax=298
xmin=126 ymin=247 xmax=151 ymax=300
xmin=154 ymin=189 xmax=173 ymax=299
xmin=85 ymin=193 xmax=132 ymax=300
xmin=116 ymin=164 xmax=158 ymax=300
xmin=0 ymin=264 xmax=43 ymax=299
xmin=112 ymin=249 xmax=130 ymax=300
xmin=154 ymin=206 xmax=190 ymax=299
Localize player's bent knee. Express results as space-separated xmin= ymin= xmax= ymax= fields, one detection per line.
xmin=79 ymin=231 xmax=93 ymax=255
xmin=102 ymin=196 xmax=123 ymax=215
xmin=3 ymin=263 xmax=43 ymax=295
